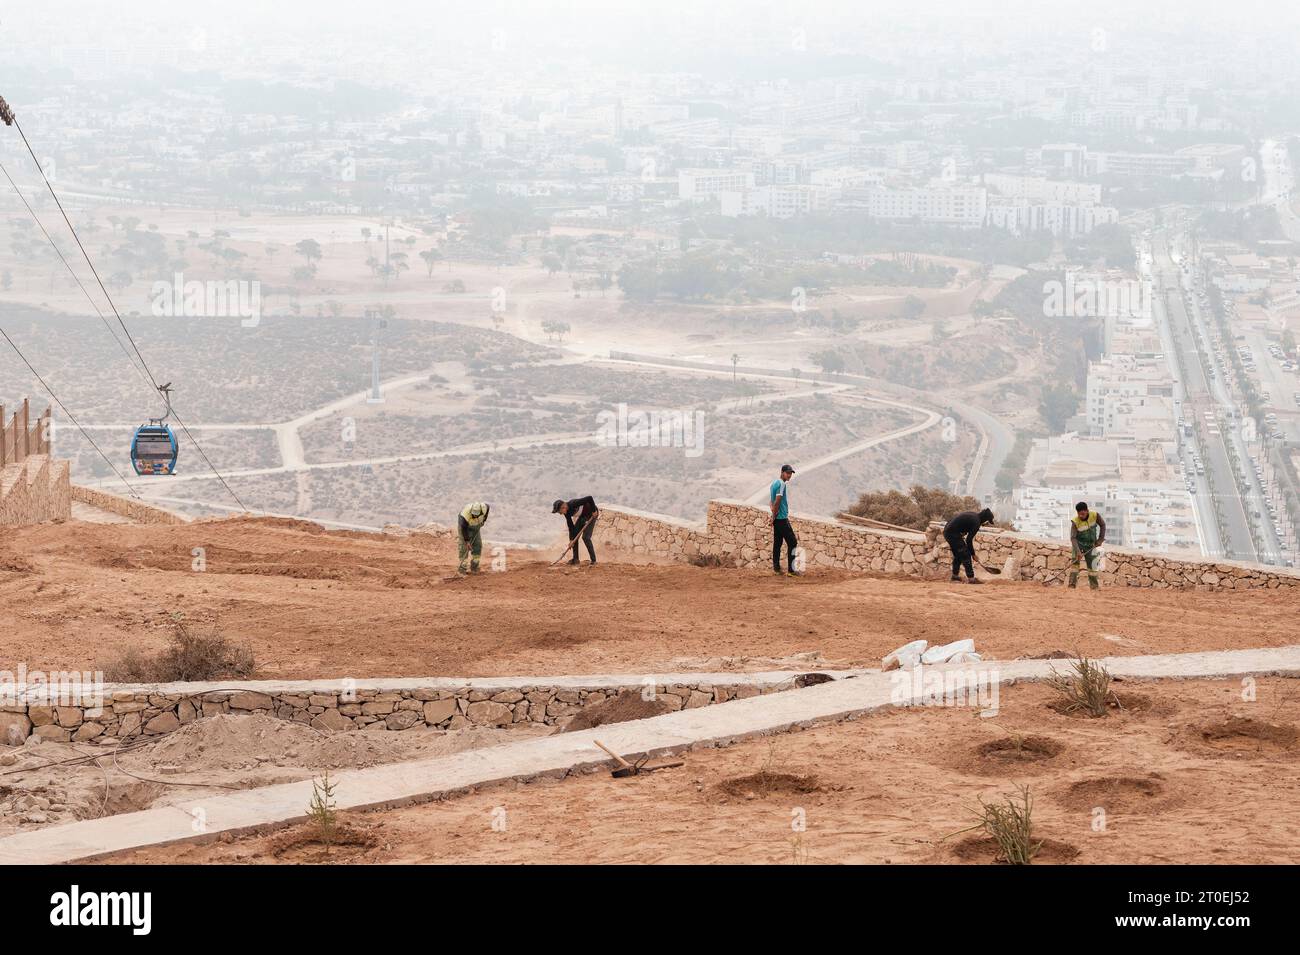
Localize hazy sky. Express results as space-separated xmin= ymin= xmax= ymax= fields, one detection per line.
xmin=6 ymin=0 xmax=1299 ymax=66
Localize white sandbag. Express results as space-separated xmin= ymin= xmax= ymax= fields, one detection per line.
xmin=882 ymin=640 xmax=928 ymax=671
xmin=948 ymin=651 xmax=983 ymax=664
xmin=921 ymin=638 xmax=976 ymax=665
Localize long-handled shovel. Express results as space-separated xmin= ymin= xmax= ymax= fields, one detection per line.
xmin=593 ymin=739 xmax=683 ymax=778
xmin=549 ymin=513 xmax=600 ymax=566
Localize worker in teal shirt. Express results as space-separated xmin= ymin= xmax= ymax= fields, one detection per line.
xmin=769 ymin=464 xmax=800 ymax=576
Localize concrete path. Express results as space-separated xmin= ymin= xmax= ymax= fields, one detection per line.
xmin=70 ymin=502 xmax=134 ymax=524
xmin=2 ymin=646 xmax=1297 ymax=864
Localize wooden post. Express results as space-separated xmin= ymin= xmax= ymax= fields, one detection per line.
xmin=22 ymin=398 xmax=30 ymax=459
xmin=0 ymin=403 xmax=6 ymax=468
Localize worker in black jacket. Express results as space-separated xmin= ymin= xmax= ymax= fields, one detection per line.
xmin=553 ymin=496 xmax=599 ymax=565
xmin=943 ymin=507 xmax=995 ymax=584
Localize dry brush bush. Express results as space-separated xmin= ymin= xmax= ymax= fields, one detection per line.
xmin=1047 ymin=655 xmax=1119 ymax=717
xmin=103 ymin=616 xmax=255 ymax=683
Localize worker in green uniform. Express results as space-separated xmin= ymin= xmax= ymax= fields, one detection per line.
xmin=1068 ymin=501 xmax=1106 ymax=590
xmin=458 ymin=502 xmax=490 ymax=574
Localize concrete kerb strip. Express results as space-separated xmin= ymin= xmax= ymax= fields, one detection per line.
xmin=2 ymin=645 xmax=1297 ymax=864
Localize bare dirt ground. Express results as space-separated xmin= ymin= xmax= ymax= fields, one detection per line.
xmin=100 ymin=678 xmax=1300 ymax=865
xmin=0 ymin=714 xmax=550 ymax=836
xmin=2 ymin=515 xmax=1298 ymax=680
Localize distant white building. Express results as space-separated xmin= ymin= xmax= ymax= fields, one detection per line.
xmin=848 ymin=186 xmax=987 ymax=228
xmin=1086 ymin=355 xmax=1174 ymax=436
xmin=719 ymin=184 xmax=830 ymax=219
xmin=678 ymin=168 xmax=755 ymax=201
xmin=983 ymin=173 xmax=1102 ymax=204
xmin=986 ymin=197 xmax=1119 ymax=236
xmin=1013 ymin=436 xmax=1201 ymax=555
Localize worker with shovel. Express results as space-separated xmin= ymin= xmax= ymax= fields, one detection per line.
xmin=457 ymin=502 xmax=490 ymax=574
xmin=1068 ymin=501 xmax=1106 ymax=590
xmin=553 ymin=495 xmax=599 ymax=565
xmin=943 ymin=507 xmax=995 ymax=584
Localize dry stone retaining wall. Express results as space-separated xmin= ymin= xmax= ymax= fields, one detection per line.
xmin=71 ymin=485 xmax=191 ymax=525
xmin=593 ymin=499 xmax=1300 ymax=592
xmin=0 ymin=455 xmax=70 ymax=526
xmin=0 ymin=676 xmax=807 ymax=745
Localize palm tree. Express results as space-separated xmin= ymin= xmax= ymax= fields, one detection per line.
xmin=731 ymin=353 xmax=740 ymax=382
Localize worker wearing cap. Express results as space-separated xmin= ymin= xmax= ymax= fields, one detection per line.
xmin=943 ymin=507 xmax=995 ymax=584
xmin=458 ymin=502 xmax=490 ymax=574
xmin=553 ymin=496 xmax=599 ymax=565
xmin=769 ymin=464 xmax=801 ymax=576
xmin=1068 ymin=501 xmax=1106 ymax=590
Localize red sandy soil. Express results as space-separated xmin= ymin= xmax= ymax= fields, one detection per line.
xmin=101 ymin=678 xmax=1300 ymax=865
xmin=2 ymin=516 xmax=1298 ymax=680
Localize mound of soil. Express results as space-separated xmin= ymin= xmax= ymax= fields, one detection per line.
xmin=562 ymin=690 xmax=670 ymax=733
xmin=1195 ymin=717 xmax=1298 ymax=755
xmin=951 ymin=836 xmax=1079 ymax=864
xmin=0 ymin=551 xmax=36 ymax=574
xmin=976 ymin=735 xmax=1064 ymax=763
xmin=716 ymin=771 xmax=823 ymax=798
xmin=1046 ymin=691 xmax=1157 ymax=718
xmin=229 ymin=563 xmax=345 ymax=580
xmin=139 ymin=713 xmax=551 ymax=774
xmin=271 ymin=822 xmax=378 ymax=863
xmin=1059 ymin=775 xmax=1167 ymax=812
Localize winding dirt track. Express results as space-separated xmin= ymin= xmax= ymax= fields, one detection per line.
xmin=2 ymin=516 xmax=1297 ymax=680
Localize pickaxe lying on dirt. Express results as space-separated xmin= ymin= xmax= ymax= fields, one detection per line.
xmin=549 ymin=514 xmax=600 ymax=566
xmin=593 ymin=739 xmax=684 ymax=778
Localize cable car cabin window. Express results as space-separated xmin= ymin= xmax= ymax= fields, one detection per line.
xmin=135 ymin=437 xmax=175 ymax=457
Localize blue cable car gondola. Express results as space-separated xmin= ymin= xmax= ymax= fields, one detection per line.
xmin=130 ymin=383 xmax=178 ymax=476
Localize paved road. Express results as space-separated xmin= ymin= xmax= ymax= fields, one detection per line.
xmin=1153 ymin=234 xmax=1257 ymax=561
xmin=1261 ymin=138 xmax=1300 ymax=241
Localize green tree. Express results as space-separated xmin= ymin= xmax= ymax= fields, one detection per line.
xmin=901 ymin=294 xmax=927 ymax=320
xmin=1038 ymin=382 xmax=1079 ymax=432
xmin=812 ymin=349 xmax=845 ymax=375
xmin=295 ymin=238 xmax=323 ymax=267
xmin=617 ymin=261 xmax=660 ymax=302
xmin=419 ymin=249 xmax=442 ymax=276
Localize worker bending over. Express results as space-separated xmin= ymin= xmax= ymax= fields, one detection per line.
xmin=944 ymin=507 xmax=995 ymax=584
xmin=553 ymin=495 xmax=600 ymax=565
xmin=458 ymin=502 xmax=490 ymax=574
xmin=1069 ymin=501 xmax=1106 ymax=590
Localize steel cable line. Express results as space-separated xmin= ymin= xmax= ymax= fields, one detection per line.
xmin=0 ymin=159 xmax=155 ymax=393
xmin=0 ymin=325 xmax=140 ymax=496
xmin=2 ymin=99 xmax=247 ymax=510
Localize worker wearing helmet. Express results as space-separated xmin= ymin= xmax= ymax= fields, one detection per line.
xmin=458 ymin=502 xmax=490 ymax=574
